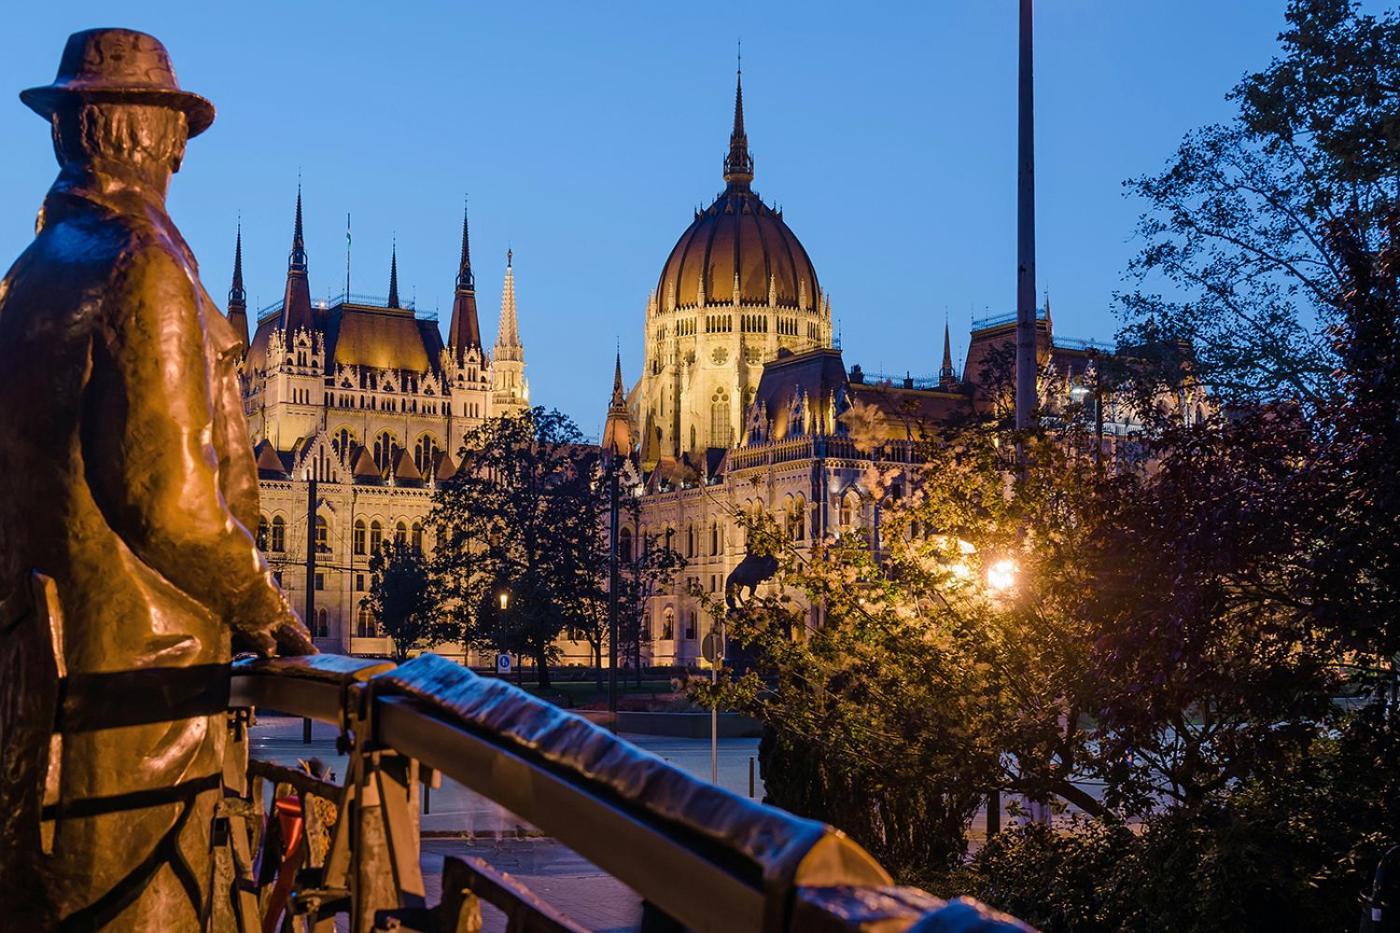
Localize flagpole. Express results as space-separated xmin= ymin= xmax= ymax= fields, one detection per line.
xmin=345 ymin=212 xmax=352 ymax=302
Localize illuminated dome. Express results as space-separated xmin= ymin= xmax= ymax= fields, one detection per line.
xmin=656 ymin=72 xmax=819 ymax=312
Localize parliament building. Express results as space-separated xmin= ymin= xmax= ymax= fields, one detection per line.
xmin=234 ymin=72 xmax=1169 ymax=666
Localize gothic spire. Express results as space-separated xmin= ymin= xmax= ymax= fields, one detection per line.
xmin=290 ymin=185 xmax=307 ymax=272
xmin=602 ymin=347 xmax=634 ymax=457
xmin=723 ymin=61 xmax=754 ymax=189
xmin=280 ymin=184 xmax=315 ymax=332
xmin=387 ymin=241 xmax=400 ymax=308
xmin=611 ymin=347 xmax=625 ymax=404
xmin=226 ymin=223 xmax=249 ymax=350
xmin=448 ymin=198 xmax=483 ymax=353
xmin=494 ymin=250 xmax=522 ymax=359
xmin=940 ymin=320 xmax=957 ymax=386
xmin=230 ymin=223 xmax=246 ymax=305
xmin=457 ymin=198 xmax=474 ymax=291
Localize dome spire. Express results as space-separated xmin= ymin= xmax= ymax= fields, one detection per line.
xmin=387 ymin=239 xmax=400 ymax=308
xmin=723 ymin=48 xmax=754 ymax=189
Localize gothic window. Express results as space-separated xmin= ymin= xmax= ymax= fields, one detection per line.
xmin=256 ymin=515 xmax=269 ymax=551
xmin=373 ymin=432 xmax=398 ymax=470
xmin=661 ymin=607 xmax=675 ymax=641
xmin=710 ymin=521 xmax=721 ymax=556
xmin=395 ymin=521 xmax=408 ymax=545
xmin=786 ymin=497 xmax=807 ymax=541
xmin=370 ymin=520 xmax=383 ymax=553
xmin=685 ymin=524 xmax=695 ymax=558
xmin=333 ymin=428 xmax=354 ymax=456
xmin=270 ymin=516 xmax=286 ymax=553
xmin=414 ymin=435 xmax=441 ymax=474
xmin=356 ymin=607 xmax=375 ymax=638
xmin=315 ymin=516 xmax=330 ymax=553
xmin=411 ymin=522 xmax=424 ymax=552
xmin=618 ymin=526 xmax=633 ymax=563
xmin=684 ymin=612 xmax=696 ymax=640
xmin=314 ymin=608 xmax=328 ymax=638
xmin=353 ymin=520 xmax=366 ymax=555
xmin=839 ymin=490 xmax=858 ymax=528
xmin=710 ymin=389 xmax=732 ymax=448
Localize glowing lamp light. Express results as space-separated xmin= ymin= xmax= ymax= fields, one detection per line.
xmin=986 ymin=558 xmax=1019 ymax=594
xmin=499 ymin=591 xmax=510 ymax=611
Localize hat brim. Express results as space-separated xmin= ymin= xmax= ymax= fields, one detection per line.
xmin=20 ymin=84 xmax=214 ymax=137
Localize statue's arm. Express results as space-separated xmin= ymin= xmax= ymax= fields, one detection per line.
xmin=82 ymin=245 xmax=311 ymax=654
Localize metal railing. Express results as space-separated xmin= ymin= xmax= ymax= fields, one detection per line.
xmin=222 ymin=652 xmax=1033 ymax=932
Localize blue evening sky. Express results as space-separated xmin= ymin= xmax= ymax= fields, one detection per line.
xmin=0 ymin=2 xmax=1359 ymax=437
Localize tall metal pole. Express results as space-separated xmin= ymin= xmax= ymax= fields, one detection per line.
xmin=1015 ymin=0 xmax=1038 ymax=433
xmin=305 ymin=475 xmax=318 ymax=635
xmin=607 ymin=457 xmax=620 ymax=723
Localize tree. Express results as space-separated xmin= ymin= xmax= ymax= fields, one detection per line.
xmin=362 ymin=541 xmax=443 ymax=663
xmin=1120 ymin=0 xmax=1400 ymax=408
xmin=430 ymin=409 xmax=601 ymax=688
xmin=569 ymin=493 xmax=686 ymax=690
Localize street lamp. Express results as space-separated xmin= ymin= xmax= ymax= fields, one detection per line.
xmin=498 ymin=590 xmax=510 ymax=611
xmin=986 ymin=558 xmax=1018 ymax=594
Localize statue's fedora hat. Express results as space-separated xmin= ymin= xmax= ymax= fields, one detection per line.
xmin=21 ymin=28 xmax=214 ymax=137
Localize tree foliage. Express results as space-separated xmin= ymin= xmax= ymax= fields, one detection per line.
xmin=362 ymin=540 xmax=443 ymax=663
xmin=1121 ymin=0 xmax=1400 ymax=407
xmin=429 ymin=408 xmax=602 ymax=688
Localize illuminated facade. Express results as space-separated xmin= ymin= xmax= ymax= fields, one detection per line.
xmin=616 ymin=73 xmax=1181 ymax=668
xmin=232 ymin=194 xmax=526 ymax=655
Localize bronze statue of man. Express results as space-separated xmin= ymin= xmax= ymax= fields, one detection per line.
xmin=0 ymin=29 xmax=312 ymax=929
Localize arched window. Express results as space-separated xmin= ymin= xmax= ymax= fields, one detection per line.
xmin=787 ymin=497 xmax=806 ymax=541
xmin=353 ymin=519 xmax=366 ymax=555
xmin=333 ymin=428 xmax=354 ymax=457
xmin=270 ymin=516 xmax=286 ymax=553
xmin=684 ymin=612 xmax=697 ymax=640
xmin=314 ymin=608 xmax=328 ymax=638
xmin=395 ymin=521 xmax=408 ymax=545
xmin=411 ymin=522 xmax=424 ymax=552
xmin=413 ymin=435 xmax=441 ymax=475
xmin=370 ymin=520 xmax=383 ymax=553
xmin=685 ymin=524 xmax=695 ymax=558
xmin=315 ymin=515 xmax=330 ymax=553
xmin=839 ymin=490 xmax=859 ymax=529
xmin=356 ymin=607 xmax=375 ymax=638
xmin=256 ymin=515 xmax=270 ymax=551
xmin=618 ymin=526 xmax=633 ymax=563
xmin=710 ymin=389 xmax=732 ymax=448
xmin=661 ymin=607 xmax=675 ymax=640
xmin=710 ymin=521 xmax=721 ymax=556
xmin=373 ymin=431 xmax=398 ymax=471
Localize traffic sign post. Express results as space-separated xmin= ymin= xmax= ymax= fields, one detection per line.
xmin=702 ymin=623 xmax=726 ymax=784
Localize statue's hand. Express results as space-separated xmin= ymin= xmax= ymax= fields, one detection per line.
xmin=271 ymin=614 xmax=318 ymax=656
xmin=232 ymin=585 xmax=318 ymax=657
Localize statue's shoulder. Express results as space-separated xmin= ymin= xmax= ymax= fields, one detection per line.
xmin=36 ymin=192 xmax=185 ymax=287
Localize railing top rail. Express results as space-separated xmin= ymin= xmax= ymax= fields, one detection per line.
xmin=231 ymin=653 xmax=886 ymax=931
xmin=229 ymin=653 xmax=1033 ymax=932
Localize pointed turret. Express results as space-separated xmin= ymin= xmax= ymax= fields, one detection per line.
xmin=940 ymin=321 xmax=957 ymax=387
xmin=602 ymin=349 xmax=634 ymax=457
xmin=227 ymin=223 xmax=249 ymax=350
xmin=491 ymin=249 xmax=528 ymax=415
xmin=280 ymin=185 xmax=315 ymax=332
xmin=447 ymin=200 xmax=482 ymax=353
xmin=387 ymin=242 xmax=400 ymax=308
xmin=722 ymin=66 xmax=754 ymax=189
xmin=494 ymin=249 xmax=522 ymax=359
